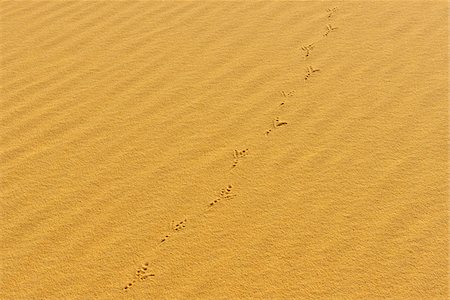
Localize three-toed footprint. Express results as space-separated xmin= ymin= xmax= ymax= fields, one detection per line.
xmin=209 ymin=184 xmax=235 ymax=207
xmin=124 ymin=262 xmax=155 ymax=291
xmin=232 ymin=149 xmax=249 ymax=168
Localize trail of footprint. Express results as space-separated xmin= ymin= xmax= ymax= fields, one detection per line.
xmin=283 ymin=8 xmax=340 ymax=111
xmin=299 ymin=7 xmax=340 ymax=59
xmin=125 ymin=184 xmax=235 ymax=289
xmin=285 ymin=7 xmax=340 ymax=122
xmin=125 ymin=6 xmax=342 ymax=293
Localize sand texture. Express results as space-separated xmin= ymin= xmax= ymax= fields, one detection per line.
xmin=0 ymin=1 xmax=448 ymax=299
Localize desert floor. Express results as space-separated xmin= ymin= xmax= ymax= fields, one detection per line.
xmin=1 ymin=1 xmax=448 ymax=299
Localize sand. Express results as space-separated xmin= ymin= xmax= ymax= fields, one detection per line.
xmin=0 ymin=1 xmax=448 ymax=299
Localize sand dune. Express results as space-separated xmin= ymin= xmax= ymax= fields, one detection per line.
xmin=0 ymin=1 xmax=448 ymax=299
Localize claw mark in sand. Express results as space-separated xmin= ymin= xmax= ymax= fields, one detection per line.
xmin=232 ymin=149 xmax=249 ymax=168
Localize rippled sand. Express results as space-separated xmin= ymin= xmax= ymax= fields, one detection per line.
xmin=1 ymin=1 xmax=448 ymax=299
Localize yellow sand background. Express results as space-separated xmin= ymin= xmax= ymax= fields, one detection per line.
xmin=1 ymin=1 xmax=448 ymax=299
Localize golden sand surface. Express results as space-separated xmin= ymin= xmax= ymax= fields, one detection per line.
xmin=0 ymin=1 xmax=448 ymax=299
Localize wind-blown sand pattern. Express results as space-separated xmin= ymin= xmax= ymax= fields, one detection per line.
xmin=0 ymin=1 xmax=448 ymax=299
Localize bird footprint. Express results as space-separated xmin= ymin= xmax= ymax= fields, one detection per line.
xmin=265 ymin=117 xmax=288 ymax=136
xmin=209 ymin=185 xmax=235 ymax=207
xmin=327 ymin=7 xmax=338 ymax=18
xmin=124 ymin=262 xmax=155 ymax=291
xmin=232 ymin=149 xmax=249 ymax=168
xmin=172 ymin=218 xmax=187 ymax=232
xmin=160 ymin=218 xmax=188 ymax=244
xmin=304 ymin=65 xmax=320 ymax=80
xmin=281 ymin=90 xmax=295 ymax=97
xmin=300 ymin=43 xmax=315 ymax=58
xmin=323 ymin=24 xmax=338 ymax=37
